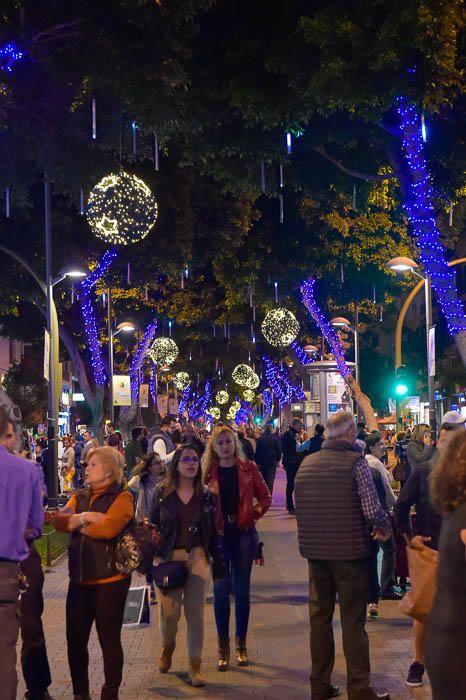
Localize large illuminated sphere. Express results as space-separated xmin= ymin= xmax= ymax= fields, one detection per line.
xmin=216 ymin=390 xmax=229 ymax=405
xmin=86 ymin=170 xmax=158 ymax=246
xmin=231 ymin=401 xmax=241 ymax=412
xmin=262 ymin=308 xmax=299 ymax=347
xmin=243 ymin=389 xmax=255 ymax=402
xmin=148 ymin=337 xmax=179 ymax=366
xmin=232 ymin=364 xmax=254 ymax=387
xmin=207 ymin=407 xmax=221 ymax=420
xmin=248 ymin=372 xmax=260 ymax=390
xmin=174 ymin=371 xmax=190 ymax=390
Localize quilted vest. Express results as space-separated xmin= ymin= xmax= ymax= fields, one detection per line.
xmin=295 ymin=438 xmax=370 ymax=561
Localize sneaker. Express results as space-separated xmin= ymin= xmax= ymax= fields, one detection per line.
xmin=381 ymin=588 xmax=403 ymax=600
xmin=406 ymin=661 xmax=425 ymax=687
xmin=368 ymin=603 xmax=379 ymax=619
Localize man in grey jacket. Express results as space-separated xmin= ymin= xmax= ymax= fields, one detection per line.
xmin=295 ymin=411 xmax=391 ymax=700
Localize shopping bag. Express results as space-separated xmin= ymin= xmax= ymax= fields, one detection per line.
xmin=123 ymin=585 xmax=151 ymax=628
xmin=399 ymin=544 xmax=439 ymax=624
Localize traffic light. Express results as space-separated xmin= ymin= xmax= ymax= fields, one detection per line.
xmin=394 ymin=365 xmax=409 ymax=397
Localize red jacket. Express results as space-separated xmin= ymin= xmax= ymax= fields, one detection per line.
xmin=205 ymin=458 xmax=272 ymax=533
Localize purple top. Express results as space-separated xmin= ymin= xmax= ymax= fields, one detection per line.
xmin=0 ymin=445 xmax=44 ymax=561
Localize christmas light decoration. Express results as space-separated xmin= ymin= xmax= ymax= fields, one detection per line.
xmin=216 ymin=390 xmax=229 ymax=405
xmin=231 ymin=400 xmax=241 ymax=412
xmin=243 ymin=389 xmax=255 ymax=402
xmin=263 ymin=355 xmax=305 ymax=407
xmin=147 ymin=337 xmax=179 ymax=366
xmin=150 ymin=365 xmax=157 ymax=403
xmin=189 ymin=381 xmax=212 ymax=420
xmin=86 ymin=171 xmax=158 ymax=246
xmin=263 ymin=388 xmax=273 ymax=416
xmin=130 ymin=319 xmax=157 ymax=400
xmin=79 ymin=248 xmax=118 ymax=385
xmin=178 ymin=385 xmax=192 ymax=416
xmin=174 ymin=371 xmax=190 ymax=390
xmin=291 ymin=340 xmax=316 ymax=365
xmin=300 ymin=278 xmax=351 ymax=377
xmin=206 ymin=406 xmax=221 ymax=420
xmin=0 ymin=42 xmax=24 ymax=72
xmin=396 ymin=98 xmax=466 ymax=334
xmin=262 ymin=308 xmax=299 ymax=348
xmin=232 ymin=364 xmax=254 ymax=387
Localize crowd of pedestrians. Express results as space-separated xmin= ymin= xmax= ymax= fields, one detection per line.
xmin=1 ymin=407 xmax=466 ymax=699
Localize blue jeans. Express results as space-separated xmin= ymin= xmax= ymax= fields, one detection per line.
xmin=213 ymin=524 xmax=258 ymax=640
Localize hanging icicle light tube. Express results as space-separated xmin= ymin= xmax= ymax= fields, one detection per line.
xmin=173 ymin=371 xmax=190 ymax=390
xmin=147 ymin=337 xmax=179 ymax=366
xmin=262 ymin=308 xmax=300 ymax=348
xmin=86 ymin=171 xmax=158 ymax=246
xmin=216 ymin=390 xmax=229 ymax=405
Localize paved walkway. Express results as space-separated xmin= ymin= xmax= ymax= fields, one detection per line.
xmin=18 ymin=470 xmax=432 ymax=699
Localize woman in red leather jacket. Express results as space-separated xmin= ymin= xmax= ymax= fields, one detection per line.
xmin=202 ymin=425 xmax=271 ymax=671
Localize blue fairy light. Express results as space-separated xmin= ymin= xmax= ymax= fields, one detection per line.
xmin=130 ymin=319 xmax=158 ymax=400
xmin=396 ymin=98 xmax=466 ymax=335
xmin=263 ymin=355 xmax=305 ymax=407
xmin=0 ymin=42 xmax=25 ymax=73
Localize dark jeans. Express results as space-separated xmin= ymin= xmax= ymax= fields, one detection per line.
xmin=259 ymin=462 xmax=277 ymax=496
xmin=214 ymin=524 xmax=258 ymax=640
xmin=284 ymin=463 xmax=299 ymax=510
xmin=66 ymin=577 xmax=131 ymax=700
xmin=309 ymin=558 xmax=371 ymax=699
xmin=380 ymin=535 xmax=396 ymax=596
xmin=0 ymin=562 xmax=21 ymax=700
xmin=20 ymin=545 xmax=52 ymax=699
xmin=367 ymin=541 xmax=380 ymax=604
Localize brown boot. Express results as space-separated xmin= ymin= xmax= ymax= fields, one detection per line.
xmin=189 ymin=657 xmax=206 ymax=687
xmin=158 ymin=644 xmax=175 ymax=673
xmin=217 ymin=638 xmax=230 ymax=671
xmin=235 ymin=636 xmax=249 ymax=666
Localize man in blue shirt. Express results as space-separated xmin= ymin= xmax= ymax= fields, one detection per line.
xmin=0 ymin=407 xmax=44 ymax=700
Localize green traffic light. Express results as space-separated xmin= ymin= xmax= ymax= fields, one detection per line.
xmin=395 ymin=383 xmax=409 ymax=396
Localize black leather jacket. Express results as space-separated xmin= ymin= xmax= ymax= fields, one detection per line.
xmin=150 ymin=485 xmax=224 ymax=578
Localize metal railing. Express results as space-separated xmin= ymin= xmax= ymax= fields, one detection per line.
xmin=40 ymin=528 xmax=69 ymax=567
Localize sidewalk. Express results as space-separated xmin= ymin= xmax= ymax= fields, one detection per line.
xmin=18 ymin=469 xmax=432 ymax=699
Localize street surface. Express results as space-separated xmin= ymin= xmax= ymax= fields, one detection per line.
xmin=18 ymin=470 xmax=432 ymax=699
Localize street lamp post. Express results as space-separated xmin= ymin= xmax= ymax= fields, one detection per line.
xmin=330 ymin=307 xmax=360 ymax=386
xmin=386 ymin=256 xmax=436 ymax=434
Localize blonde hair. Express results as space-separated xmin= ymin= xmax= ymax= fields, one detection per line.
xmin=89 ymin=446 xmax=125 ymax=484
xmin=325 ymin=411 xmax=356 ymax=439
xmin=202 ymin=425 xmax=245 ymax=477
xmin=411 ymin=423 xmax=430 ymax=444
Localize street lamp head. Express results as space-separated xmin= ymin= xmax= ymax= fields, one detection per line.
xmin=330 ymin=316 xmax=352 ymax=328
xmin=116 ymin=321 xmax=135 ymax=333
xmin=386 ymin=256 xmax=419 ymax=273
xmin=303 ymin=344 xmax=319 ymax=355
xmin=59 ymin=265 xmax=88 ymax=278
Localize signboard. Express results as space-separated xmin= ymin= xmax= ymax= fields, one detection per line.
xmin=158 ymin=395 xmax=168 ymax=415
xmin=44 ymin=330 xmax=50 ymax=382
xmin=139 ymin=384 xmax=149 ymax=408
xmin=327 ymin=372 xmax=352 ymax=414
xmin=112 ymin=375 xmax=131 ymax=406
xmin=429 ymin=327 xmax=436 ymax=377
xmin=123 ymin=586 xmax=151 ymax=628
xmin=168 ymin=398 xmax=179 ymax=414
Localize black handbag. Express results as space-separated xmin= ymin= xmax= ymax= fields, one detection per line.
xmin=152 ymin=507 xmax=200 ymax=592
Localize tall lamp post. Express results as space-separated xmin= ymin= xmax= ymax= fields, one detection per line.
xmin=386 ymin=256 xmax=436 ymax=434
xmin=108 ymin=318 xmax=136 ymax=424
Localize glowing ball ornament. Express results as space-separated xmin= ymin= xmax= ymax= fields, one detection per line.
xmin=216 ymin=390 xmax=229 ymax=405
xmin=206 ymin=407 xmax=221 ymax=420
xmin=173 ymin=371 xmax=190 ymax=390
xmin=248 ymin=372 xmax=260 ymax=389
xmin=232 ymin=364 xmax=255 ymax=387
xmin=231 ymin=400 xmax=241 ymax=412
xmin=243 ymin=389 xmax=255 ymax=402
xmin=147 ymin=337 xmax=179 ymax=366
xmin=86 ymin=170 xmax=158 ymax=246
xmin=262 ymin=308 xmax=299 ymax=348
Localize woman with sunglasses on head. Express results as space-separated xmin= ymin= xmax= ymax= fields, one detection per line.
xmin=202 ymin=425 xmax=272 ymax=671
xmin=150 ymin=443 xmax=224 ymax=687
